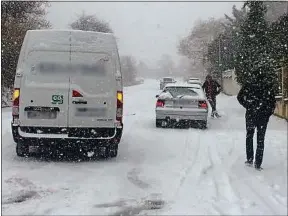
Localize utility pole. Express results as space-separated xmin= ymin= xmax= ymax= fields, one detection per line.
xmin=219 ymin=34 xmax=223 ymax=89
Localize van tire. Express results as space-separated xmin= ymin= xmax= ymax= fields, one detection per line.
xmin=16 ymin=142 xmax=29 ymax=157
xmin=109 ymin=144 xmax=118 ymax=158
xmin=100 ymin=145 xmax=118 ymax=158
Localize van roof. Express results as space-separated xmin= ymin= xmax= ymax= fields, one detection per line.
xmin=27 ymin=29 xmax=114 ymax=36
xmin=24 ymin=29 xmax=118 ymax=53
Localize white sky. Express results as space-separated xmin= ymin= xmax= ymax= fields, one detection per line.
xmin=47 ymin=1 xmax=243 ymax=66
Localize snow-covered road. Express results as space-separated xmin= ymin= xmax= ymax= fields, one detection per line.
xmin=2 ymin=79 xmax=287 ymax=215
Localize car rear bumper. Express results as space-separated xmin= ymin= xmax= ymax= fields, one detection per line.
xmin=11 ymin=124 xmax=123 ymax=147
xmin=156 ymin=108 xmax=208 ymax=121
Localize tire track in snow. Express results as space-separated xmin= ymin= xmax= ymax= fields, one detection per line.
xmin=173 ymin=132 xmax=202 ymax=199
xmin=196 ymin=139 xmax=243 ymax=215
xmin=240 ymin=167 xmax=287 ymax=215
xmin=166 ymin=131 xmax=212 ymax=214
xmin=215 ymin=134 xmax=286 ymax=215
xmin=212 ymin=138 xmax=285 ymax=215
xmin=127 ymin=168 xmax=150 ymax=190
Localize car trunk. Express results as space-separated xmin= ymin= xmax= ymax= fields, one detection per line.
xmin=165 ymin=96 xmax=199 ymax=109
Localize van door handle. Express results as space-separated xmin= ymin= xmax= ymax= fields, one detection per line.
xmin=72 ymin=100 xmax=87 ymax=104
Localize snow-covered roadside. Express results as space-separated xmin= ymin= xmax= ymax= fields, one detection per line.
xmin=1 ymin=79 xmax=287 ymax=215
xmin=2 ymin=87 xmax=12 ymax=107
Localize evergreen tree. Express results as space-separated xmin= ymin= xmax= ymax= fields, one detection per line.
xmin=234 ymin=1 xmax=277 ymax=88
xmin=269 ymin=13 xmax=288 ymax=67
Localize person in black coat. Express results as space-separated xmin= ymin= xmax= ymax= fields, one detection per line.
xmin=237 ymin=75 xmax=276 ymax=170
xmin=202 ymin=75 xmax=222 ymax=118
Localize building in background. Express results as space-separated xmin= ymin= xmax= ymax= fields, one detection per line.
xmin=274 ymin=66 xmax=288 ymax=120
xmin=222 ymin=69 xmax=241 ymax=96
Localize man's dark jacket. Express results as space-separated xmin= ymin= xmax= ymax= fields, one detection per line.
xmin=202 ymin=80 xmax=221 ymax=98
xmin=237 ymin=83 xmax=276 ymax=116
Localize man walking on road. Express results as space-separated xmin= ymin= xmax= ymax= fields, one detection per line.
xmin=202 ymin=75 xmax=222 ymax=118
xmin=237 ymin=74 xmax=276 ymax=170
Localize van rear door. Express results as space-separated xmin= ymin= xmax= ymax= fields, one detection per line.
xmin=68 ymin=52 xmax=117 ymax=129
xmin=19 ymin=51 xmax=70 ymax=127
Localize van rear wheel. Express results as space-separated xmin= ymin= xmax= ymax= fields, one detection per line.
xmin=16 ymin=142 xmax=29 ymax=157
xmin=108 ymin=144 xmax=118 ymax=158
xmin=100 ymin=144 xmax=118 ymax=158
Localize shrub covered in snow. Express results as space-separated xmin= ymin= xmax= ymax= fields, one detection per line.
xmin=2 ymin=87 xmax=12 ymax=107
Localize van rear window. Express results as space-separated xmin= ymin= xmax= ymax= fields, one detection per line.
xmin=37 ymin=62 xmax=106 ymax=76
xmin=38 ymin=63 xmax=67 ymax=74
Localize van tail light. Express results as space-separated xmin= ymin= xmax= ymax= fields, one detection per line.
xmin=12 ymin=88 xmax=20 ymax=117
xmin=198 ymin=100 xmax=208 ymax=109
xmin=72 ymin=90 xmax=83 ymax=97
xmin=156 ymin=100 xmax=165 ymax=107
xmin=116 ymin=91 xmax=123 ymax=123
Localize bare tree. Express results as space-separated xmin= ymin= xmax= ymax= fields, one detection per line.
xmin=178 ymin=18 xmax=226 ymax=70
xmin=120 ymin=56 xmax=138 ymax=86
xmin=157 ymin=54 xmax=175 ymax=76
xmin=70 ymin=11 xmax=113 ymax=33
xmin=264 ymin=1 xmax=288 ymax=22
xmin=1 ymin=1 xmax=51 ymax=106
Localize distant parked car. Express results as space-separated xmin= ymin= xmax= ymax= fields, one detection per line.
xmin=155 ymin=83 xmax=208 ymax=129
xmin=160 ymin=77 xmax=176 ymax=89
xmin=187 ymin=77 xmax=202 ymax=85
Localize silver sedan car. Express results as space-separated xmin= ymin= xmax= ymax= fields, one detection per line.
xmin=155 ymin=83 xmax=208 ymax=129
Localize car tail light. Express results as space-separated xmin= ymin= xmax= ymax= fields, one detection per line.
xmin=72 ymin=90 xmax=83 ymax=97
xmin=198 ymin=100 xmax=208 ymax=109
xmin=156 ymin=100 xmax=165 ymax=107
xmin=116 ymin=91 xmax=123 ymax=123
xmin=12 ymin=88 xmax=20 ymax=117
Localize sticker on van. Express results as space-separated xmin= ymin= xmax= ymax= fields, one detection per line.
xmin=52 ymin=95 xmax=63 ymax=104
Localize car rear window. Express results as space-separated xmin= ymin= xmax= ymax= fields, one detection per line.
xmin=165 ymin=87 xmax=198 ymax=97
xmin=163 ymin=78 xmax=173 ymax=82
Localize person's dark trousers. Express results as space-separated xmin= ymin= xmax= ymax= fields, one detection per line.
xmin=207 ymin=96 xmax=216 ymax=112
xmin=245 ymin=110 xmax=270 ymax=167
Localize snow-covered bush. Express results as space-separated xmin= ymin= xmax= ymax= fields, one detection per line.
xmin=1 ymin=87 xmax=12 ymax=107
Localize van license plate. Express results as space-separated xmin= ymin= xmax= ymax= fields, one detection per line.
xmin=27 ymin=111 xmax=57 ymax=119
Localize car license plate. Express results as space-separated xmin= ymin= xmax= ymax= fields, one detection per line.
xmin=27 ymin=111 xmax=57 ymax=119
xmin=165 ymin=101 xmax=173 ymax=107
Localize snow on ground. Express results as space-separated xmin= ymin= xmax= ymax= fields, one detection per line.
xmin=2 ymin=79 xmax=287 ymax=215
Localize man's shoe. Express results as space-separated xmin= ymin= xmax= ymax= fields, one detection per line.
xmin=215 ymin=112 xmax=221 ymax=118
xmin=245 ymin=160 xmax=253 ymax=166
xmin=211 ymin=111 xmax=215 ymax=118
xmin=254 ymin=163 xmax=263 ymax=171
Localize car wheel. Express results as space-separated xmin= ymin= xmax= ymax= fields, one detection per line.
xmin=156 ymin=119 xmax=162 ymax=128
xmin=199 ymin=121 xmax=207 ymax=129
xmin=16 ymin=141 xmax=29 ymax=157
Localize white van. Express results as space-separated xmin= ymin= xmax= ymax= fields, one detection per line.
xmin=11 ymin=30 xmax=123 ymax=158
